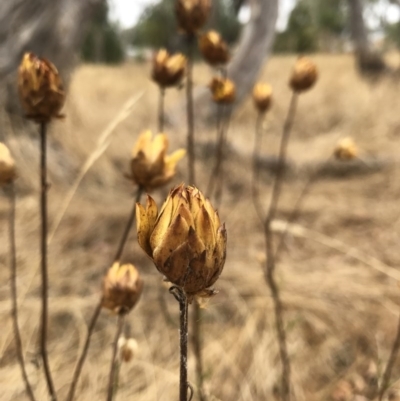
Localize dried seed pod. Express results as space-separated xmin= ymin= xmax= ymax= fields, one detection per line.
xmin=117 ymin=337 xmax=138 ymax=363
xmin=0 ymin=143 xmax=16 ymax=186
xmin=130 ymin=130 xmax=186 ymax=191
xmin=252 ymin=83 xmax=273 ymax=113
xmin=334 ymin=137 xmax=358 ymax=161
xmin=136 ymin=184 xmax=227 ymax=300
xmin=289 ymin=57 xmax=318 ymax=93
xmin=175 ymin=0 xmax=211 ymax=34
xmin=209 ymin=76 xmax=236 ymax=104
xmin=152 ymin=49 xmax=186 ymax=88
xmin=101 ymin=262 xmax=143 ymax=315
xmin=199 ymin=31 xmax=230 ymax=66
xmin=17 ymin=52 xmax=65 ymax=122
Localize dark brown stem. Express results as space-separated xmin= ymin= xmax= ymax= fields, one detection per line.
xmin=158 ymin=88 xmax=165 ymax=133
xmin=114 ymin=187 xmax=143 ymax=262
xmin=186 ymin=33 xmax=196 ymax=185
xmin=39 ymin=122 xmax=58 ymax=401
xmin=252 ymin=112 xmax=265 ymax=222
xmin=378 ymin=312 xmax=400 ymax=401
xmin=106 ymin=314 xmax=125 ymax=401
xmin=66 ymin=301 xmax=102 ymax=401
xmin=170 ymin=286 xmax=189 ymax=401
xmin=6 ymin=183 xmax=37 ymax=401
xmin=263 ymin=93 xmax=298 ymax=401
xmin=192 ymin=301 xmax=206 ymax=401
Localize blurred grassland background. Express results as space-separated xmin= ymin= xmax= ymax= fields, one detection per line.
xmin=2 ymin=52 xmax=400 ymax=400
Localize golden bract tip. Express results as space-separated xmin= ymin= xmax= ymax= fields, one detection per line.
xmin=101 ymin=262 xmax=143 ymax=315
xmin=17 ymin=52 xmax=65 ymax=123
xmin=152 ymin=49 xmax=186 ymax=88
xmin=252 ymin=83 xmax=273 ymax=113
xmin=117 ymin=337 xmax=138 ymax=363
xmin=136 ymin=184 xmax=227 ymax=300
xmin=199 ymin=31 xmax=230 ymax=66
xmin=209 ymin=77 xmax=236 ymax=104
xmin=289 ymin=57 xmax=318 ymax=93
xmin=175 ymin=0 xmax=211 ymax=34
xmin=334 ymin=137 xmax=358 ymax=161
xmin=130 ymin=130 xmax=186 ymax=191
xmin=0 ymin=143 xmax=17 ymax=186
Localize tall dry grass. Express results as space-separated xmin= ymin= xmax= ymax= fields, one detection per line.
xmin=2 ymin=54 xmax=400 ymax=400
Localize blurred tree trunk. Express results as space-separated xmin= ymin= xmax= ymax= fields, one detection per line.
xmin=171 ymin=0 xmax=278 ymax=124
xmin=0 ymin=0 xmax=101 ymax=120
xmin=347 ymin=0 xmax=385 ymax=73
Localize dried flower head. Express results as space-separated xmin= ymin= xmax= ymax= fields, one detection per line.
xmin=252 ymin=83 xmax=273 ymax=113
xmin=117 ymin=337 xmax=138 ymax=363
xmin=130 ymin=131 xmax=186 ymax=191
xmin=18 ymin=52 xmax=65 ymax=122
xmin=334 ymin=137 xmax=358 ymax=161
xmin=209 ymin=77 xmax=236 ymax=104
xmin=289 ymin=57 xmax=318 ymax=93
xmin=175 ymin=0 xmax=211 ymax=34
xmin=136 ymin=184 xmax=227 ymax=300
xmin=199 ymin=31 xmax=230 ymax=66
xmin=0 ymin=143 xmax=16 ymax=186
xmin=152 ymin=49 xmax=186 ymax=88
xmin=101 ymin=262 xmax=143 ymax=315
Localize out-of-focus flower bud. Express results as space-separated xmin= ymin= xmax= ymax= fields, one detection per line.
xmin=252 ymin=83 xmax=273 ymax=113
xmin=199 ymin=31 xmax=229 ymax=66
xmin=117 ymin=336 xmax=138 ymax=363
xmin=0 ymin=143 xmax=16 ymax=186
xmin=209 ymin=77 xmax=236 ymax=104
xmin=289 ymin=57 xmax=318 ymax=93
xmin=130 ymin=130 xmax=186 ymax=191
xmin=17 ymin=52 xmax=65 ymax=122
xmin=152 ymin=49 xmax=186 ymax=88
xmin=175 ymin=0 xmax=211 ymax=35
xmin=334 ymin=137 xmax=358 ymax=161
xmin=136 ymin=184 xmax=227 ymax=300
xmin=101 ymin=262 xmax=143 ymax=315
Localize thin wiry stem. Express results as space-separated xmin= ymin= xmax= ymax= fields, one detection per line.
xmin=186 ymin=33 xmax=196 ymax=185
xmin=66 ymin=301 xmax=102 ymax=401
xmin=6 ymin=183 xmax=37 ymax=401
xmin=158 ymin=88 xmax=165 ymax=133
xmin=378 ymin=312 xmax=400 ymax=401
xmin=114 ymin=187 xmax=144 ymax=262
xmin=170 ymin=286 xmax=189 ymax=401
xmin=106 ymin=314 xmax=125 ymax=401
xmin=39 ymin=122 xmax=58 ymax=401
xmin=263 ymin=93 xmax=298 ymax=401
xmin=252 ymin=112 xmax=265 ymax=222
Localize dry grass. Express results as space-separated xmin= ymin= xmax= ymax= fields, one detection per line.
xmin=2 ymin=54 xmax=400 ymax=401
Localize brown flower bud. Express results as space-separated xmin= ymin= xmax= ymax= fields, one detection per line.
xmin=130 ymin=131 xmax=186 ymax=191
xmin=199 ymin=31 xmax=230 ymax=66
xmin=252 ymin=83 xmax=273 ymax=113
xmin=289 ymin=57 xmax=318 ymax=93
xmin=117 ymin=337 xmax=138 ymax=363
xmin=209 ymin=77 xmax=236 ymax=104
xmin=152 ymin=49 xmax=186 ymax=88
xmin=175 ymin=0 xmax=211 ymax=34
xmin=334 ymin=137 xmax=358 ymax=161
xmin=0 ymin=143 xmax=16 ymax=186
xmin=101 ymin=262 xmax=143 ymax=315
xmin=136 ymin=184 xmax=227 ymax=300
xmin=17 ymin=52 xmax=65 ymax=122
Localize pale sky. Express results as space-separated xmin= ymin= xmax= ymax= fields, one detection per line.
xmin=109 ymin=0 xmax=400 ymax=31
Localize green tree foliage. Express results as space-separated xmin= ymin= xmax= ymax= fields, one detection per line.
xmin=81 ymin=0 xmax=125 ymax=64
xmin=128 ymin=0 xmax=241 ymax=50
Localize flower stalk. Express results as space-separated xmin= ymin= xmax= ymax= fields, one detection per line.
xmin=158 ymin=88 xmax=165 ymax=133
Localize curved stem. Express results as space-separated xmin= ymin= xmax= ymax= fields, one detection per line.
xmin=252 ymin=112 xmax=265 ymax=222
xmin=66 ymin=301 xmax=102 ymax=401
xmin=186 ymin=33 xmax=196 ymax=185
xmin=114 ymin=187 xmax=143 ymax=262
xmin=7 ymin=183 xmax=37 ymax=401
xmin=158 ymin=88 xmax=165 ymax=133
xmin=263 ymin=93 xmax=298 ymax=401
xmin=39 ymin=122 xmax=58 ymax=401
xmin=106 ymin=314 xmax=125 ymax=401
